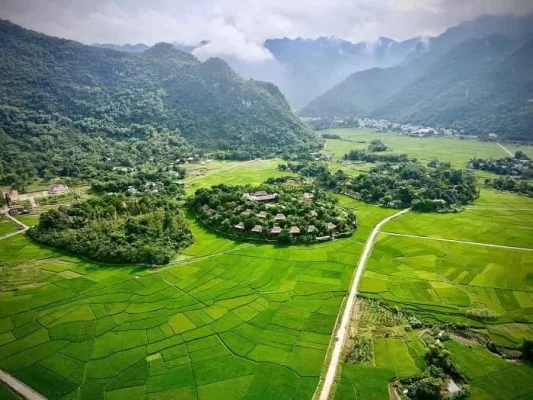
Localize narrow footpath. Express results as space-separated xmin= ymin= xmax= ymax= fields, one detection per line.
xmin=318 ymin=208 xmax=410 ymax=400
xmin=381 ymin=231 xmax=533 ymax=252
xmin=497 ymin=143 xmax=514 ymax=157
xmin=0 ymin=212 xmax=29 ymax=241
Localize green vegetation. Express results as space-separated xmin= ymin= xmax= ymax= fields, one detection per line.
xmin=0 ymin=20 xmax=319 ymax=190
xmin=0 ymin=193 xmax=395 ymax=399
xmin=0 ymin=217 xmax=19 ymax=237
xmin=283 ymin=161 xmax=478 ymax=212
xmin=28 ymin=195 xmax=193 ymax=265
xmin=469 ymin=156 xmax=532 ymax=178
xmin=368 ymin=139 xmax=389 ymax=152
xmin=344 ymin=149 xmax=409 ymax=163
xmin=301 ymin=36 xmax=533 ymax=141
xmin=485 ymin=176 xmax=533 ymax=197
xmin=190 ymin=181 xmax=356 ymax=243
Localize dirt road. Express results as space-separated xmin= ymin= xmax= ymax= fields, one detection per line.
xmin=318 ymin=208 xmax=410 ymax=400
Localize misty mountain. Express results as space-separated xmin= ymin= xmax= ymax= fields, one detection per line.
xmin=0 ymin=20 xmax=318 ymax=159
xmin=300 ymin=14 xmax=533 ymax=140
xmin=92 ymin=43 xmax=150 ymax=53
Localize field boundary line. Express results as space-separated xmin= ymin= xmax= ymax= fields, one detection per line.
xmin=497 ymin=143 xmax=514 ymax=157
xmin=318 ymin=208 xmax=410 ymax=400
xmin=185 ymin=159 xmax=255 ymax=183
xmin=0 ymin=369 xmax=47 ymax=400
xmin=380 ymin=232 xmax=533 ymax=252
xmin=0 ymin=212 xmax=29 ymax=241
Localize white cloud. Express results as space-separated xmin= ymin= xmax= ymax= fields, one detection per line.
xmin=1 ymin=0 xmax=532 ymax=61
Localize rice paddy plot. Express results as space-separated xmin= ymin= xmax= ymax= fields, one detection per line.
xmin=445 ymin=340 xmax=533 ymax=399
xmin=0 ymin=217 xmax=20 ymax=237
xmin=360 ymin=234 xmax=533 ymax=345
xmin=184 ymin=159 xmax=296 ymax=195
xmin=0 ymin=190 xmax=383 ymax=400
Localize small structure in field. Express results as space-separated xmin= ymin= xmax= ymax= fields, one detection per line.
xmin=271 ymin=226 xmax=282 ymax=235
xmin=327 ymin=222 xmax=337 ymax=231
xmin=303 ymin=192 xmax=314 ymax=201
xmin=241 ymin=209 xmax=253 ymax=216
xmin=49 ymin=184 xmax=67 ymax=195
xmin=309 ymin=210 xmax=318 ymax=217
xmin=290 ymin=226 xmax=300 ymax=235
xmin=234 ymin=222 xmax=245 ymax=230
xmin=274 ymin=213 xmax=286 ymax=221
xmin=251 ymin=225 xmax=263 ymax=233
xmin=243 ymin=191 xmax=278 ymax=202
xmin=316 ymin=235 xmax=331 ymax=241
xmin=307 ymin=225 xmax=317 ymax=233
xmin=257 ymin=211 xmax=267 ymax=218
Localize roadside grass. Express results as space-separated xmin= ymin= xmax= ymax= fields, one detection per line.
xmin=0 ymin=218 xmax=20 ymax=237
xmin=321 ymin=128 xmax=507 ymax=167
xmin=0 ymin=193 xmax=394 ymax=400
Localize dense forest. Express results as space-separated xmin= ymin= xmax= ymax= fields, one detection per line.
xmin=0 ymin=20 xmax=319 ymax=189
xmin=28 ymin=195 xmax=193 ymax=264
xmin=282 ymin=162 xmax=478 ymax=212
xmin=190 ymin=182 xmax=357 ymax=244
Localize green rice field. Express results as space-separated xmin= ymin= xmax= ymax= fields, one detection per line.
xmin=0 ymin=218 xmax=20 ymax=237
xmin=321 ymin=128 xmax=510 ymax=167
xmin=0 ymin=188 xmax=394 ymax=399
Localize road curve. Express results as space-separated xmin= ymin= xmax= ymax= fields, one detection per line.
xmin=318 ymin=208 xmax=410 ymax=400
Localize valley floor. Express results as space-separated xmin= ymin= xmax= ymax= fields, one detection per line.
xmin=1 ymin=130 xmax=533 ymax=399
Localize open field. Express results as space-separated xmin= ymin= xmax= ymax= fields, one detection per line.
xmin=0 ymin=218 xmax=20 ymax=237
xmin=184 ymin=159 xmax=295 ymax=195
xmin=321 ymin=128 xmax=509 ymax=167
xmin=445 ymin=341 xmax=533 ymax=399
xmin=0 ymin=182 xmax=395 ymax=400
xmin=14 ymin=215 xmax=40 ymax=228
xmin=383 ymin=190 xmax=533 ymax=249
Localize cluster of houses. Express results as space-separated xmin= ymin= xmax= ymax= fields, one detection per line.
xmin=4 ymin=184 xmax=68 ymax=216
xmin=233 ymin=206 xmax=337 ymax=241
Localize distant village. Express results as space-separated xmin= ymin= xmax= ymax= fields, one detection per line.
xmin=301 ymin=116 xmax=494 ymax=140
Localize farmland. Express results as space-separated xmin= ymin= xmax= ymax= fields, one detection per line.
xmin=0 ymin=180 xmax=395 ymax=400
xmin=321 ymin=128 xmax=510 ymax=167
xmin=2 ymin=129 xmax=533 ymax=399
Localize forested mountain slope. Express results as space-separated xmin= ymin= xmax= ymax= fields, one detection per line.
xmin=0 ymin=20 xmax=318 ymax=187
xmin=300 ymin=31 xmax=533 ymax=140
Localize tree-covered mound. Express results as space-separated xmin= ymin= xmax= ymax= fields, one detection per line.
xmin=190 ymin=181 xmax=357 ymax=244
xmin=282 ymin=162 xmax=478 ymax=212
xmin=469 ymin=155 xmax=532 ymax=178
xmin=28 ymin=195 xmax=193 ymax=265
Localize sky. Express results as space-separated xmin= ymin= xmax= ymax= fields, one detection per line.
xmin=1 ymin=0 xmax=532 ymax=62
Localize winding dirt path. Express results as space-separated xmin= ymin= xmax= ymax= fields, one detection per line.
xmin=0 ymin=212 xmax=29 ymax=241
xmin=318 ymin=208 xmax=410 ymax=400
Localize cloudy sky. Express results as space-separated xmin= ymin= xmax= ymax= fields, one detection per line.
xmin=1 ymin=0 xmax=532 ymax=61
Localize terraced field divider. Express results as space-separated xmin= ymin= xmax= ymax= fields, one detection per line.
xmin=318 ymin=208 xmax=410 ymax=400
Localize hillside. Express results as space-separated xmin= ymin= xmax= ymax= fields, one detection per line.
xmin=0 ymin=20 xmax=318 ymax=187
xmin=300 ymin=34 xmax=533 ymax=140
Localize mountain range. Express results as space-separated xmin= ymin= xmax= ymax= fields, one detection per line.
xmin=300 ymin=15 xmax=533 ymax=141
xmin=0 ymin=19 xmax=317 ymax=153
